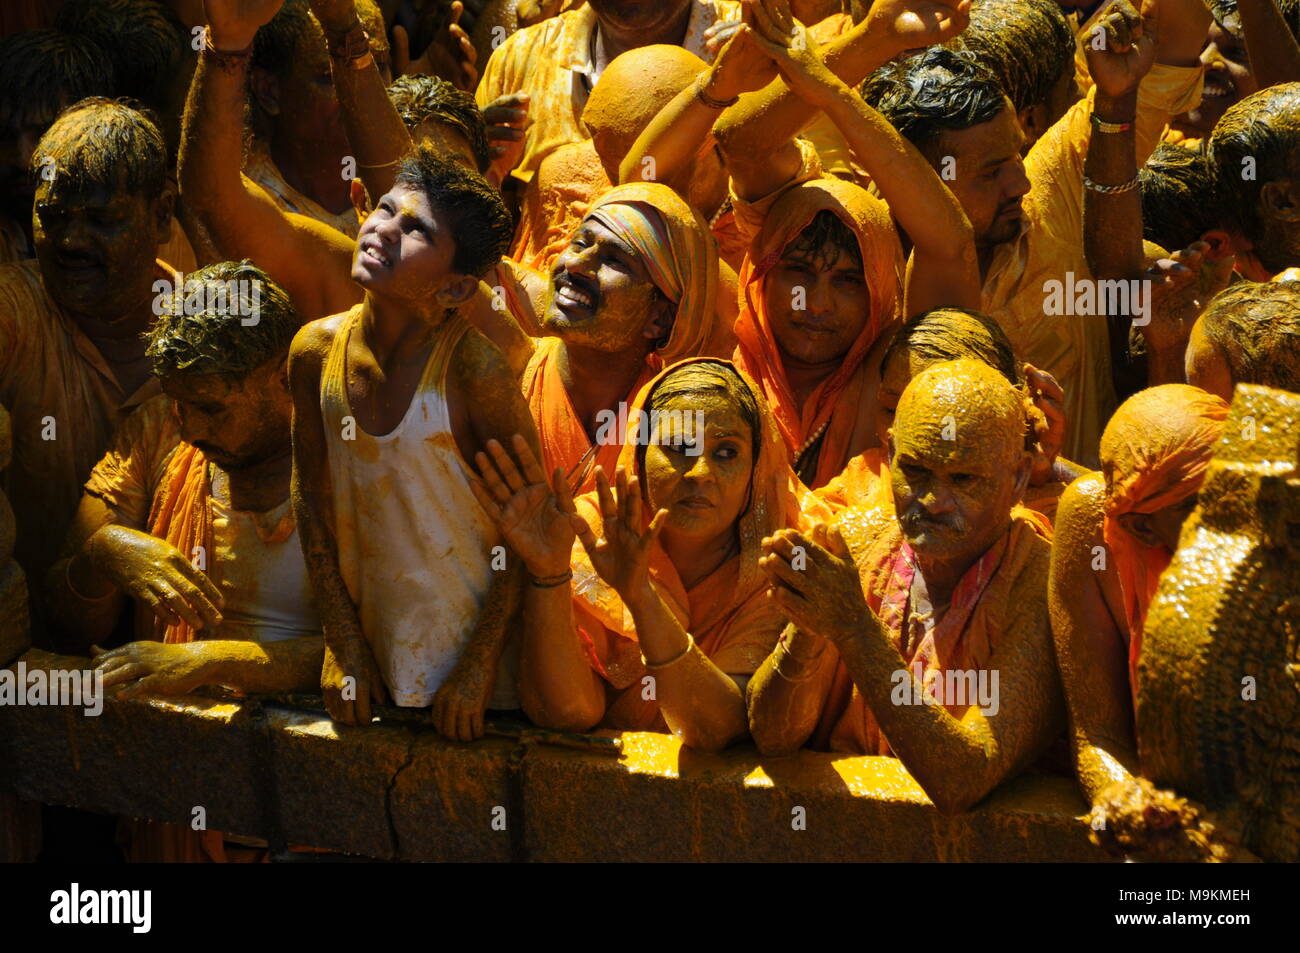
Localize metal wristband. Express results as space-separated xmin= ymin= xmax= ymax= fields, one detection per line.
xmin=696 ymin=74 xmax=739 ymax=110
xmin=1090 ymin=113 xmax=1134 ymax=134
xmin=643 ymin=634 xmax=695 ymax=670
xmin=1083 ymin=174 xmax=1141 ymax=195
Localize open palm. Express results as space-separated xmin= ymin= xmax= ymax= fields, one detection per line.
xmin=866 ymin=0 xmax=973 ymax=53
xmin=573 ymin=466 xmax=668 ymax=602
xmin=470 ymin=435 xmax=577 ymax=577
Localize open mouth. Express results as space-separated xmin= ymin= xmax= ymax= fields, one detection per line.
xmin=552 ymin=271 xmax=599 ymax=313
xmin=1202 ymin=73 xmax=1235 ymax=101
xmin=359 ymin=239 xmax=391 ymax=268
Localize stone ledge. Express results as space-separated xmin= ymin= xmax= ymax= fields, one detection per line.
xmin=0 ymin=650 xmax=1111 ymax=861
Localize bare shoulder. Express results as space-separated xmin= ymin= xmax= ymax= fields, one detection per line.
xmin=290 ymin=311 xmax=351 ymax=375
xmin=1053 ymin=472 xmax=1107 ymax=554
xmin=450 ymin=322 xmax=516 ymax=395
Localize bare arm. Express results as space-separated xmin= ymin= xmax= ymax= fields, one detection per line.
xmin=180 ymin=1 xmax=359 ymax=320
xmin=309 ymin=0 xmax=413 ymax=201
xmin=288 ymin=317 xmax=388 ymax=723
xmin=746 ymin=624 xmax=837 ymax=755
xmin=1239 ymin=0 xmax=1300 ymax=87
xmin=94 ymin=636 xmax=324 ymax=698
xmin=1048 ymin=476 xmax=1138 ymax=805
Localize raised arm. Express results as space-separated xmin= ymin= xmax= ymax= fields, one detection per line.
xmin=309 ymin=0 xmax=413 ymax=202
xmin=746 ymin=1 xmax=979 ymax=314
xmin=180 ymin=0 xmax=359 ymax=321
xmin=712 ymin=0 xmax=971 ymax=164
xmin=1239 ymin=0 xmax=1300 ymax=87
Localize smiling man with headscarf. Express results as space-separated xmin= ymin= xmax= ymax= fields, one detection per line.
xmin=523 ymin=181 xmax=723 ymax=494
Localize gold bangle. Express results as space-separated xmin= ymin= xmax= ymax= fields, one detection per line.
xmin=695 ymin=74 xmax=738 ymax=110
xmin=643 ymin=634 xmax=694 ymax=670
xmin=201 ymin=26 xmax=254 ymax=64
xmin=774 ymin=644 xmax=822 ymax=683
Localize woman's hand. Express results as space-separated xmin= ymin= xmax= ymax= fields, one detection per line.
xmin=571 ymin=466 xmax=667 ymax=608
xmin=469 ymin=434 xmax=579 ymax=578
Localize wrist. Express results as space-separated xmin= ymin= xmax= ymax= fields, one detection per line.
xmin=205 ymin=25 xmax=257 ymax=54
xmin=697 ymin=72 xmax=740 ymax=110
xmin=1093 ymin=91 xmax=1138 ymax=123
xmin=622 ymin=580 xmax=659 ymax=616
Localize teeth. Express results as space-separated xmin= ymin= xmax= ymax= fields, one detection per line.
xmin=558 ymin=282 xmax=593 ymax=307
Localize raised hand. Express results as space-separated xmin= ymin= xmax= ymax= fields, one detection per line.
xmin=1139 ymin=240 xmax=1234 ymax=350
xmin=517 ymin=0 xmax=567 ymax=27
xmin=1085 ymin=0 xmax=1159 ymax=99
xmin=863 ymin=0 xmax=973 ymax=56
xmin=482 ymin=92 xmax=530 ymax=185
xmin=89 ymin=525 xmax=224 ymax=633
xmin=393 ymin=1 xmax=479 ymax=90
xmin=469 ymin=434 xmax=578 ymax=578
xmin=322 ymin=635 xmax=389 ymax=725
xmin=1024 ymin=363 xmax=1067 ymax=482
xmin=704 ymin=20 xmax=781 ymax=102
xmin=743 ymin=0 xmax=841 ymax=105
xmin=571 ymin=466 xmax=667 ymax=606
xmin=759 ymin=525 xmax=870 ymax=645
xmin=203 ymin=0 xmax=286 ymax=50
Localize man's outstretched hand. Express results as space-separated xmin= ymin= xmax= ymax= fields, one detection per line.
xmin=204 ymin=0 xmax=286 ymax=50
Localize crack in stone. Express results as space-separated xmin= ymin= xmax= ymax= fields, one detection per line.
xmin=384 ymin=738 xmax=418 ymax=860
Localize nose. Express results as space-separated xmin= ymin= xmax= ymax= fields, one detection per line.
xmin=1004 ymin=158 xmax=1031 ymax=202
xmin=804 ymin=274 xmax=835 ymax=317
xmin=560 ymin=240 xmax=600 ymax=279
xmin=682 ymin=447 xmax=716 ymax=483
xmin=916 ymin=482 xmax=956 ymax=516
xmin=176 ymin=405 xmax=209 ymax=446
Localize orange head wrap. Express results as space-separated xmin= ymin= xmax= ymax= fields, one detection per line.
xmin=1099 ymin=384 xmax=1230 ymax=697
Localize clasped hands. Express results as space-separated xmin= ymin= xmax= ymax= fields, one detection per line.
xmin=759 ymin=522 xmax=873 ymax=648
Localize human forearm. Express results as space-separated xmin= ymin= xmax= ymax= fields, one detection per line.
xmin=746 ymin=625 xmax=829 ymax=755
xmin=1153 ymin=0 xmax=1213 ymax=67
xmin=517 ymin=583 xmax=605 ymax=731
xmin=1239 ymin=0 xmax=1300 ymax=87
xmin=625 ymin=585 xmax=747 ymax=752
xmin=190 ymin=636 xmax=325 ymax=694
xmin=620 ymin=77 xmax=719 ymax=191
xmin=178 ymin=40 xmax=255 ymax=224
xmin=1084 ymin=91 xmax=1142 ymax=282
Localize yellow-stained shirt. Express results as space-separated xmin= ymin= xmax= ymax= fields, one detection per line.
xmin=982 ymin=63 xmax=1203 ymax=467
xmin=0 ymin=260 xmax=165 ymax=582
xmin=477 ymin=0 xmax=742 ymax=188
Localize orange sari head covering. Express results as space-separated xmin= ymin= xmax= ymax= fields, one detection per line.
xmin=1099 ymin=384 xmax=1230 ymax=696
xmin=568 ymin=358 xmax=801 ymax=729
xmin=585 ymin=182 xmax=720 ymax=369
xmin=733 ymin=178 xmax=905 ymax=488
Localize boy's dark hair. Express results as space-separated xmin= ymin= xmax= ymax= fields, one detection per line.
xmin=1140 ymin=143 xmax=1225 ymax=251
xmin=1208 ymin=83 xmax=1300 ymax=242
xmin=32 ymin=97 xmax=168 ymax=199
xmin=1199 ymin=281 xmax=1300 ymax=393
xmin=252 ymin=0 xmax=316 ymax=77
xmin=863 ymin=48 xmax=1009 ymax=159
xmin=0 ymin=30 xmax=116 ymax=133
xmin=884 ymin=307 xmax=1025 ymax=389
xmin=954 ymin=0 xmax=1074 ymax=114
xmin=56 ymin=0 xmax=186 ymax=109
xmin=782 ymin=209 xmax=863 ymax=274
xmin=147 ymin=260 xmax=300 ymax=381
xmin=388 ymin=74 xmax=491 ymax=174
xmin=394 ymin=143 xmax=512 ymax=278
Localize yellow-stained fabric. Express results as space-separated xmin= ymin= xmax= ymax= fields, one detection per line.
xmin=244 ymin=139 xmax=361 ymax=239
xmin=567 ymin=358 xmax=801 ymax=731
xmin=476 ymin=0 xmax=741 ymax=188
xmin=0 ymin=259 xmax=166 ymax=583
xmin=983 ymin=63 xmax=1204 ymax=468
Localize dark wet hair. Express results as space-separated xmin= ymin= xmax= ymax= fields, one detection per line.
xmin=782 ymin=209 xmax=863 ymax=274
xmin=32 ymin=97 xmax=167 ymax=199
xmin=388 ymin=74 xmax=491 ymax=174
xmin=0 ymin=30 xmax=116 ymax=133
xmin=882 ymin=307 xmax=1025 ymax=388
xmin=394 ymin=143 xmax=512 ymax=278
xmin=1208 ymin=83 xmax=1300 ymax=242
xmin=253 ymin=0 xmax=316 ymax=77
xmin=1199 ymin=281 xmax=1300 ymax=393
xmin=57 ymin=0 xmax=185 ymax=109
xmin=954 ymin=0 xmax=1074 ymax=114
xmin=147 ymin=260 xmax=299 ymax=381
xmin=863 ymin=48 xmax=1008 ymax=158
xmin=637 ymin=360 xmax=762 ymax=477
xmin=1140 ymin=142 xmax=1226 ymax=251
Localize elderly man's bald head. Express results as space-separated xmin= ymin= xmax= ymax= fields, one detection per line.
xmin=583 ymin=44 xmax=707 ymax=181
xmin=890 ymin=359 xmax=1033 ymax=562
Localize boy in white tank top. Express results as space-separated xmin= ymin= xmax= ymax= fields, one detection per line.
xmin=289 ymin=145 xmax=543 ymax=739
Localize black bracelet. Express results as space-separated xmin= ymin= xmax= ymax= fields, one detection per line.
xmin=529 ymin=569 xmax=572 ymax=589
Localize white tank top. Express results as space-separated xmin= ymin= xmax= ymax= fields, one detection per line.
xmin=320 ymin=308 xmax=516 ymax=708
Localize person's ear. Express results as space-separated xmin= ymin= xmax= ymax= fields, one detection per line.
xmin=151 ymin=182 xmax=176 ymax=247
xmin=1260 ymin=178 xmax=1300 ymax=223
xmin=1016 ymin=104 xmax=1048 ymax=151
xmin=1117 ymin=511 xmax=1163 ymax=548
xmin=349 ymin=179 xmax=372 ymax=222
xmin=642 ymin=292 xmax=675 ymax=346
xmin=435 ymin=274 xmax=480 ymax=310
xmin=248 ymin=67 xmax=281 ymax=117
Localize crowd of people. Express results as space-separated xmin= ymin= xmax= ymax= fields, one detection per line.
xmin=2 ymin=0 xmax=1297 ymax=862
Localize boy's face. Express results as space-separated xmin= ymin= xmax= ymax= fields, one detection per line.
xmin=353 ymin=183 xmax=460 ymax=304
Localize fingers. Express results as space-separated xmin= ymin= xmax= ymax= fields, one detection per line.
xmin=552 ymin=466 xmax=578 ymax=515
xmin=595 ymin=467 xmax=618 ymax=524
xmin=459 ymin=704 xmax=480 ymax=743
xmin=483 ymin=93 xmax=529 ymax=125
xmin=615 ymin=466 xmax=633 ymax=527
xmin=511 ymin=433 xmax=548 ymax=487
xmin=750 ymin=0 xmax=787 ymax=47
xmin=139 ymin=589 xmax=181 ymax=629
xmin=645 ymin=508 xmax=669 ymax=548
xmin=759 ymin=551 xmax=807 ymax=590
xmin=102 ymin=661 xmax=150 ymax=690
xmin=485 ymin=437 xmax=527 ymax=493
xmin=117 ymin=673 xmax=167 ymax=700
xmin=392 ymin=24 xmax=411 ymax=73
xmin=474 ymin=443 xmax=514 ymax=503
xmin=324 ymin=688 xmax=357 ymax=725
xmin=184 ymin=564 xmax=225 ymax=614
xmin=468 ymin=476 xmax=504 ymax=521
xmin=762 ymin=0 xmax=794 ymax=34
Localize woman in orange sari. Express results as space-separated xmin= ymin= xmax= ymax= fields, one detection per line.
xmin=470 ymin=358 xmax=799 ymax=751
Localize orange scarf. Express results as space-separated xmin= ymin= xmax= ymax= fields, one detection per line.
xmin=144 ymin=443 xmax=214 ymax=644
xmin=733 ymin=178 xmax=904 ymax=489
xmin=568 ymin=359 xmax=801 ymax=731
xmin=818 ymin=509 xmax=1050 ymax=755
xmin=1100 ymin=386 xmax=1229 ymax=700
